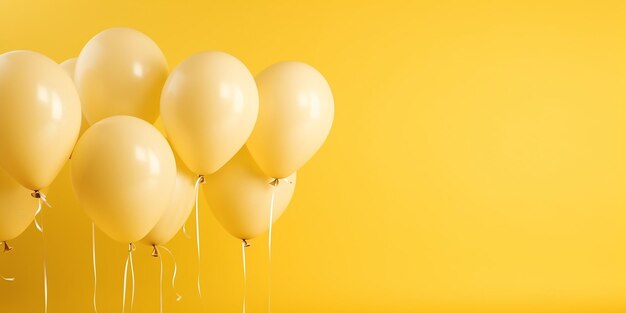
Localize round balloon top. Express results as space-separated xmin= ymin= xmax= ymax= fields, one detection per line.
xmin=75 ymin=27 xmax=168 ymax=125
xmin=246 ymin=61 xmax=334 ymax=178
xmin=71 ymin=115 xmax=177 ymax=243
xmin=0 ymin=50 xmax=81 ymax=190
xmin=160 ymin=51 xmax=259 ymax=175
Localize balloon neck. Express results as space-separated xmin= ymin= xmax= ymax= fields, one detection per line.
xmin=269 ymin=178 xmax=293 ymax=187
xmin=128 ymin=243 xmax=136 ymax=253
xmin=151 ymin=245 xmax=159 ymax=257
xmin=2 ymin=241 xmax=12 ymax=253
xmin=31 ymin=190 xmax=41 ymax=198
xmin=242 ymin=239 xmax=250 ymax=248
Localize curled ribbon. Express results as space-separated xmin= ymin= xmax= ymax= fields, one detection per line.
xmin=193 ymin=175 xmax=205 ymax=296
xmin=1 ymin=241 xmax=15 ymax=281
xmin=0 ymin=275 xmax=15 ymax=282
xmin=32 ymin=190 xmax=51 ymax=233
xmin=32 ymin=190 xmax=51 ymax=313
xmin=158 ymin=245 xmax=182 ymax=302
xmin=122 ymin=243 xmax=136 ymax=313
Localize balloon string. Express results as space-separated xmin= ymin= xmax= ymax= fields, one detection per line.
xmin=34 ymin=201 xmax=43 ymax=232
xmin=241 ymin=240 xmax=249 ymax=313
xmin=33 ymin=190 xmax=51 ymax=232
xmin=122 ymin=251 xmax=129 ymax=313
xmin=122 ymin=243 xmax=136 ymax=313
xmin=194 ymin=175 xmax=205 ymax=297
xmin=1 ymin=242 xmax=15 ymax=282
xmin=43 ymin=237 xmax=48 ymax=313
xmin=92 ymin=223 xmax=98 ymax=313
xmin=33 ymin=191 xmax=51 ymax=313
xmin=159 ymin=254 xmax=163 ymax=313
xmin=268 ymin=181 xmax=278 ymax=313
xmin=0 ymin=275 xmax=15 ymax=282
xmin=159 ymin=245 xmax=182 ymax=301
xmin=130 ymin=246 xmax=135 ymax=312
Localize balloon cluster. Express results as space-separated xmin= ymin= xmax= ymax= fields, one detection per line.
xmin=0 ymin=27 xmax=334 ymax=251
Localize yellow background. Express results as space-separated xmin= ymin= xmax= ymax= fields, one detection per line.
xmin=1 ymin=1 xmax=626 ymax=312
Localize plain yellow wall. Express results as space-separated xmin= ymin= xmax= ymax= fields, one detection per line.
xmin=1 ymin=1 xmax=626 ymax=312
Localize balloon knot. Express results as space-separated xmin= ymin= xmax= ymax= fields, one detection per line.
xmin=270 ymin=178 xmax=293 ymax=186
xmin=3 ymin=241 xmax=12 ymax=253
xmin=242 ymin=239 xmax=250 ymax=248
xmin=128 ymin=243 xmax=136 ymax=253
xmin=31 ymin=190 xmax=41 ymax=198
xmin=198 ymin=175 xmax=205 ymax=184
xmin=151 ymin=245 xmax=159 ymax=257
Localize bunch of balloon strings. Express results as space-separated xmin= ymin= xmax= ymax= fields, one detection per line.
xmin=88 ymin=174 xmax=198 ymax=313
xmin=150 ymin=175 xmax=287 ymax=313
xmin=85 ymin=171 xmax=289 ymax=313
xmin=91 ymin=230 xmax=183 ymax=313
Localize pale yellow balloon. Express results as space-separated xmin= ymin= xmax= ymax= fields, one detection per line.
xmin=59 ymin=57 xmax=77 ymax=75
xmin=160 ymin=51 xmax=259 ymax=175
xmin=141 ymin=155 xmax=195 ymax=245
xmin=0 ymin=167 xmax=38 ymax=242
xmin=60 ymin=57 xmax=90 ymax=137
xmin=70 ymin=116 xmax=177 ymax=243
xmin=246 ymin=62 xmax=334 ymax=178
xmin=75 ymin=27 xmax=168 ymax=125
xmin=0 ymin=50 xmax=82 ymax=190
xmin=203 ymin=147 xmax=296 ymax=240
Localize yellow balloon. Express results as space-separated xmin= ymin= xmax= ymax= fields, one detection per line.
xmin=75 ymin=27 xmax=168 ymax=125
xmin=246 ymin=62 xmax=334 ymax=178
xmin=203 ymin=147 xmax=296 ymax=240
xmin=70 ymin=116 xmax=176 ymax=243
xmin=0 ymin=51 xmax=82 ymax=191
xmin=142 ymin=155 xmax=195 ymax=245
xmin=59 ymin=57 xmax=76 ymax=75
xmin=0 ymin=167 xmax=38 ymax=242
xmin=160 ymin=51 xmax=258 ymax=175
xmin=60 ymin=57 xmax=90 ymax=138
